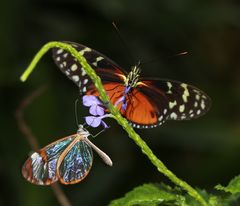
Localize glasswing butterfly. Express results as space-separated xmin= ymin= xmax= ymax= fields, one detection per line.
xmin=22 ymin=125 xmax=112 ymax=185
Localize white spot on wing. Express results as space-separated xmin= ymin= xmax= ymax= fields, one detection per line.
xmin=92 ymin=56 xmax=104 ymax=67
xmin=71 ymin=64 xmax=78 ymax=71
xmin=181 ymin=83 xmax=189 ymax=103
xmin=65 ymin=70 xmax=70 ymax=75
xmin=163 ymin=109 xmax=167 ymax=115
xmin=167 ymin=82 xmax=172 ymax=94
xmin=78 ymin=81 xmax=81 ymax=87
xmin=196 ymin=94 xmax=200 ymax=100
xmin=57 ymin=49 xmax=63 ymax=54
xmin=63 ymin=53 xmax=68 ymax=58
xmin=179 ymin=104 xmax=185 ymax=113
xmin=169 ymin=101 xmax=177 ymax=109
xmin=83 ymin=79 xmax=89 ymax=85
xmin=81 ymin=69 xmax=86 ymax=76
xmin=170 ymin=112 xmax=178 ymax=120
xmin=201 ymin=100 xmax=205 ymax=109
xmin=82 ymin=87 xmax=87 ymax=93
xmin=72 ymin=75 xmax=80 ymax=82
xmin=79 ymin=47 xmax=91 ymax=55
xmin=181 ymin=115 xmax=186 ymax=119
xmin=96 ymin=56 xmax=104 ymax=62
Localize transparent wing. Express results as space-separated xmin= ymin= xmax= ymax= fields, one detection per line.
xmin=22 ymin=135 xmax=75 ymax=185
xmin=57 ymin=139 xmax=93 ymax=185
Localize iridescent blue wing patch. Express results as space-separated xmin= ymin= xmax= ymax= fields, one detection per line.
xmin=22 ymin=128 xmax=111 ymax=185
xmin=22 ymin=135 xmax=75 ymax=185
xmin=57 ymin=139 xmax=93 ymax=185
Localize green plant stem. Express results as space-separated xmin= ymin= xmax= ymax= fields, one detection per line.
xmin=20 ymin=42 xmax=208 ymax=206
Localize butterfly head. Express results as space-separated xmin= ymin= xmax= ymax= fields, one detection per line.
xmin=125 ymin=63 xmax=141 ymax=89
xmin=77 ymin=124 xmax=90 ymax=137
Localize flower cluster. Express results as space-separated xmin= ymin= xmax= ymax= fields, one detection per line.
xmin=83 ymin=95 xmax=110 ymax=128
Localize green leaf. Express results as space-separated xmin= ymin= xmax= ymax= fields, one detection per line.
xmin=109 ymin=183 xmax=240 ymax=206
xmin=215 ymin=175 xmax=240 ymax=194
xmin=109 ymin=183 xmax=187 ymax=206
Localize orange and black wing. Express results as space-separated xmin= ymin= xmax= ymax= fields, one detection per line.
xmin=83 ymin=79 xmax=211 ymax=129
xmin=120 ymin=79 xmax=211 ymax=128
xmin=52 ymin=41 xmax=127 ymax=94
xmin=86 ymin=82 xmax=125 ymax=106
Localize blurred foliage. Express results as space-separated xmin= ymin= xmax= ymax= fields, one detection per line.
xmin=216 ymin=175 xmax=240 ymax=194
xmin=110 ymin=183 xmax=186 ymax=206
xmin=0 ymin=0 xmax=240 ymax=206
xmin=110 ymin=180 xmax=240 ymax=206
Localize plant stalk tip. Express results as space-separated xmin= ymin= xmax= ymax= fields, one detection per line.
xmin=20 ymin=41 xmax=208 ymax=206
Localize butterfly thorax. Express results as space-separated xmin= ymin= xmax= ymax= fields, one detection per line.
xmin=116 ymin=65 xmax=141 ymax=111
xmin=124 ymin=65 xmax=141 ymax=89
xmin=77 ymin=125 xmax=90 ymax=138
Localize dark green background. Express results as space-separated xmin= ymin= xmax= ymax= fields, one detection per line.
xmin=1 ymin=0 xmax=240 ymax=205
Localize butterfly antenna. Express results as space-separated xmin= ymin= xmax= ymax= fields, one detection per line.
xmin=112 ymin=21 xmax=136 ymax=65
xmin=74 ymin=99 xmax=80 ymax=127
xmin=141 ymin=51 xmax=188 ymax=66
xmin=167 ymin=51 xmax=189 ymax=60
xmin=81 ymin=122 xmax=87 ymax=128
xmin=84 ymin=124 xmax=90 ymax=129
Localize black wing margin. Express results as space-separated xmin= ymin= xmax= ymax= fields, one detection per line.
xmin=52 ymin=41 xmax=127 ymax=94
xmin=137 ymin=78 xmax=211 ymax=126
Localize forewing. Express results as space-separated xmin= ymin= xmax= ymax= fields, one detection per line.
xmin=120 ymin=88 xmax=159 ymax=128
xmin=86 ymin=82 xmax=160 ymax=127
xmin=57 ymin=139 xmax=93 ymax=185
xmin=86 ymin=82 xmax=125 ymax=105
xmin=22 ymin=135 xmax=76 ymax=185
xmin=123 ymin=79 xmax=211 ymax=128
xmin=84 ymin=78 xmax=211 ymax=129
xmin=52 ymin=41 xmax=126 ymax=94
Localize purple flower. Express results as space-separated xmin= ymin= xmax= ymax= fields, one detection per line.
xmin=85 ymin=115 xmax=109 ymax=128
xmin=114 ymin=95 xmax=127 ymax=111
xmin=83 ymin=95 xmax=102 ymax=107
xmin=83 ymin=95 xmax=105 ymax=116
xmin=83 ymin=95 xmax=109 ymax=128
